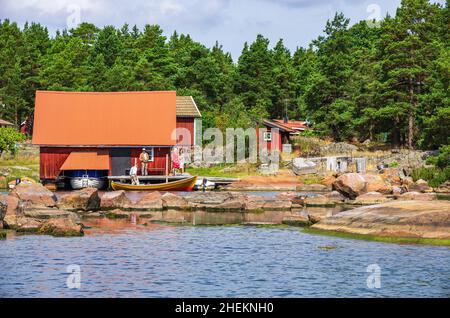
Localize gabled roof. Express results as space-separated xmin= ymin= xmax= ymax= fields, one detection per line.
xmin=262 ymin=119 xmax=295 ymax=133
xmin=32 ymin=91 xmax=177 ymax=146
xmin=176 ymin=96 xmax=202 ymax=118
xmin=273 ymin=119 xmax=308 ymax=131
xmin=0 ymin=118 xmax=14 ymax=126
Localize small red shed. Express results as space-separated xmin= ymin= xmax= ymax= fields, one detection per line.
xmin=257 ymin=119 xmax=295 ymax=153
xmin=176 ymin=96 xmax=202 ymax=147
xmin=33 ymin=91 xmax=179 ymax=185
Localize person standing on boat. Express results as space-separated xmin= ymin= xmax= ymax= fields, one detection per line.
xmin=130 ymin=162 xmax=139 ymax=185
xmin=139 ymin=148 xmax=150 ymax=176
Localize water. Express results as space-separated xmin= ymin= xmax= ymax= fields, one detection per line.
xmin=1 ymin=224 xmax=449 ymax=298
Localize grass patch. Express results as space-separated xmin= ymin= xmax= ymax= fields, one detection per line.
xmin=298 ymin=174 xmax=322 ymax=185
xmin=0 ymin=230 xmax=6 ymax=239
xmin=186 ymin=163 xmax=259 ymax=178
xmin=303 ymin=227 xmax=450 ymax=246
xmin=0 ymin=152 xmax=40 ymax=188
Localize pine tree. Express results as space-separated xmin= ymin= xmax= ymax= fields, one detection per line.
xmin=235 ymin=35 xmax=275 ymax=116
xmin=92 ymin=26 xmax=122 ymax=68
xmin=0 ymin=20 xmax=25 ymax=124
xmin=376 ymin=0 xmax=441 ymax=148
xmin=20 ymin=22 xmax=50 ymax=119
xmin=271 ymin=39 xmax=296 ymax=119
xmin=305 ymin=13 xmax=355 ymax=140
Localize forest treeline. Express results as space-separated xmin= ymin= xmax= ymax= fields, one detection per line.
xmin=0 ymin=0 xmax=448 ymax=149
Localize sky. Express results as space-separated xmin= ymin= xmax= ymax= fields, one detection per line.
xmin=0 ymin=0 xmax=445 ymax=60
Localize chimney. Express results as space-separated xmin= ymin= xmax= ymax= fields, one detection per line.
xmin=283 ymin=114 xmax=288 ymax=124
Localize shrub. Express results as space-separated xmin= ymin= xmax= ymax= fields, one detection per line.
xmin=389 ymin=161 xmax=399 ymax=168
xmin=413 ymin=145 xmax=450 ymax=188
xmin=412 ymin=167 xmax=450 ymax=188
xmin=0 ymin=127 xmax=26 ymax=155
xmin=292 ymin=136 xmax=324 ymax=156
xmin=426 ymin=145 xmax=450 ymax=169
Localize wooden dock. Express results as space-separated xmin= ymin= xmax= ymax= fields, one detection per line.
xmin=107 ymin=175 xmax=239 ymax=186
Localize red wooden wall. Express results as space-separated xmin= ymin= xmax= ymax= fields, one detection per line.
xmin=130 ymin=147 xmax=171 ymax=175
xmin=40 ymin=147 xmax=71 ymax=180
xmin=176 ymin=117 xmax=195 ymax=146
xmin=40 ymin=147 xmax=111 ymax=180
xmin=256 ymin=127 xmax=283 ymax=152
xmin=40 ymin=147 xmax=172 ymax=180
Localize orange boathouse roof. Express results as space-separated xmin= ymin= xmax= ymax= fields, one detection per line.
xmin=32 ymin=91 xmax=177 ymax=146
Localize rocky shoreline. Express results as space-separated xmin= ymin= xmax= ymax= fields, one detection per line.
xmin=1 ymin=172 xmax=449 ymax=245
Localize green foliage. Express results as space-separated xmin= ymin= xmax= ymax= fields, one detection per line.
xmin=426 ymin=145 xmax=450 ymax=169
xmin=389 ymin=161 xmax=399 ymax=168
xmin=0 ymin=0 xmax=447 ymax=151
xmin=411 ymin=166 xmax=450 ymax=188
xmin=299 ymin=129 xmax=318 ymax=138
xmin=0 ymin=127 xmax=26 ymax=154
xmin=292 ymin=136 xmax=324 ymax=156
xmin=419 ymin=145 xmax=450 ymax=187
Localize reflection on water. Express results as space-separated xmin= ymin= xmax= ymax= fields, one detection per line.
xmin=1 ymin=222 xmax=449 ymax=298
xmin=54 ymin=190 xmax=329 ymax=203
xmin=82 ymin=218 xmax=165 ymax=236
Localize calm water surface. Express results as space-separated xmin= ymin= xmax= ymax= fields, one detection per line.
xmin=0 ymin=223 xmax=449 ymax=298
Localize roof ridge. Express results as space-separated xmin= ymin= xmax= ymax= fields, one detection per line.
xmin=36 ymin=90 xmax=176 ymax=95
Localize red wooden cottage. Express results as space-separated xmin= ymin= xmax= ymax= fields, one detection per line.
xmin=257 ymin=119 xmax=309 ymax=153
xmin=33 ymin=91 xmax=201 ymax=187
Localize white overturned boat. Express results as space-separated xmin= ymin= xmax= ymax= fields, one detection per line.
xmin=70 ymin=175 xmax=106 ymax=190
xmin=194 ymin=178 xmax=216 ymax=191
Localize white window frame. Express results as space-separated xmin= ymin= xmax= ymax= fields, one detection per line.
xmin=145 ymin=147 xmax=155 ymax=162
xmin=263 ymin=132 xmax=272 ymax=141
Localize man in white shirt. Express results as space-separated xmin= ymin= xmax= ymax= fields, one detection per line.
xmin=130 ymin=162 xmax=139 ymax=185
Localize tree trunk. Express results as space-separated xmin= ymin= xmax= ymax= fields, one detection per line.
xmin=392 ymin=116 xmax=400 ymax=147
xmin=408 ymin=79 xmax=415 ymax=149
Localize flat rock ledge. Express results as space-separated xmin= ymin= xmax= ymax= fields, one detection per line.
xmin=1 ymin=182 xmax=449 ymax=239
xmin=311 ymin=201 xmax=450 ymax=242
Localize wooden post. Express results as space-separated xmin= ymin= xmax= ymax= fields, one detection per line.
xmin=165 ymin=154 xmax=169 ymax=183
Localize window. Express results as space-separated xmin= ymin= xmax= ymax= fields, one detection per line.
xmin=144 ymin=148 xmax=154 ymax=162
xmin=263 ymin=132 xmax=272 ymax=141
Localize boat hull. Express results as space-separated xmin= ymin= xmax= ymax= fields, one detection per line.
xmin=8 ymin=177 xmax=36 ymax=189
xmin=111 ymin=176 xmax=198 ymax=192
xmin=70 ymin=177 xmax=106 ymax=190
xmin=193 ymin=179 xmax=216 ymax=191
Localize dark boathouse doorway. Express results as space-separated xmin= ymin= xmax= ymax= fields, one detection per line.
xmin=110 ymin=148 xmax=131 ymax=176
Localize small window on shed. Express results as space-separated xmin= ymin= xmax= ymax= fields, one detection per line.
xmin=263 ymin=132 xmax=272 ymax=141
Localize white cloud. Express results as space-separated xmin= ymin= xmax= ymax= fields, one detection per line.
xmin=2 ymin=0 xmax=439 ymax=59
xmin=2 ymin=0 xmax=103 ymax=15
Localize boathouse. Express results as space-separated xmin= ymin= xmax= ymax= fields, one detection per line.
xmin=32 ymin=91 xmax=201 ymax=186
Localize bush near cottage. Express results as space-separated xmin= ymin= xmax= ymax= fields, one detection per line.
xmin=0 ymin=127 xmax=26 ymax=155
xmin=426 ymin=145 xmax=450 ymax=169
xmin=412 ymin=167 xmax=450 ymax=189
xmin=412 ymin=145 xmax=450 ymax=188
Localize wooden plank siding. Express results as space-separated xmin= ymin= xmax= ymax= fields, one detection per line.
xmin=40 ymin=147 xmax=172 ymax=181
xmin=256 ymin=127 xmax=283 ymax=152
xmin=176 ymin=117 xmax=195 ymax=146
xmin=40 ymin=147 xmax=110 ymax=180
xmin=130 ymin=147 xmax=171 ymax=175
